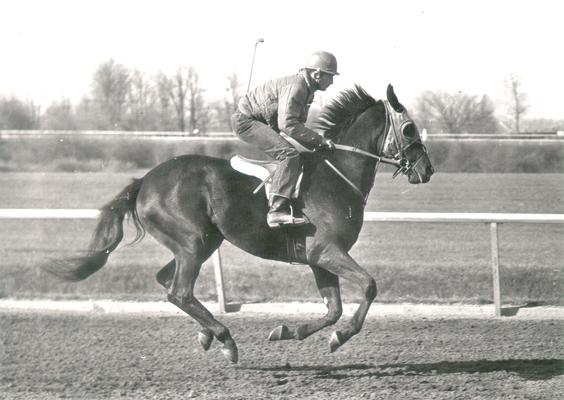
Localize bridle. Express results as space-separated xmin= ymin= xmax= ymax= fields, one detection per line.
xmin=381 ymin=101 xmax=428 ymax=181
xmin=322 ymin=100 xmax=428 ymax=203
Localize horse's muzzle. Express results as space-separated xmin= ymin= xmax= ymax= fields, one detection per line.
xmin=408 ymin=165 xmax=433 ymax=184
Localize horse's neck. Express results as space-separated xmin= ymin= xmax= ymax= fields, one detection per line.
xmin=329 ymin=109 xmax=384 ymax=199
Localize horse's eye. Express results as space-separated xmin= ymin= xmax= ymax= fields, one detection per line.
xmin=402 ymin=123 xmax=418 ymax=139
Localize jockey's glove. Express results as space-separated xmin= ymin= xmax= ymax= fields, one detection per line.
xmin=317 ymin=138 xmax=336 ymax=151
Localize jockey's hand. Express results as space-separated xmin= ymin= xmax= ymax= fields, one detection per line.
xmin=317 ymin=138 xmax=336 ymax=151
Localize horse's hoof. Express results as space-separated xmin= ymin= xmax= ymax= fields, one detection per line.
xmin=329 ymin=331 xmax=344 ymax=353
xmin=268 ymin=325 xmax=293 ymax=341
xmin=221 ymin=340 xmax=239 ymax=364
xmin=198 ymin=329 xmax=213 ymax=351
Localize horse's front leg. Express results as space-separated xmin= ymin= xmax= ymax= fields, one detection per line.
xmin=269 ymin=265 xmax=343 ymax=341
xmin=313 ymin=244 xmax=377 ymax=352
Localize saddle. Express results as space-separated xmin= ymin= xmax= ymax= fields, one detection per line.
xmin=229 ymin=155 xmax=304 ymax=200
xmin=229 ymin=133 xmax=311 ymax=263
xmin=230 ymin=130 xmax=312 ymax=200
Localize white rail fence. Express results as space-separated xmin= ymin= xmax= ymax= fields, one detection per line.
xmin=2 ymin=209 xmax=563 ymax=317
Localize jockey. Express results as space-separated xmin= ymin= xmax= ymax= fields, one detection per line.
xmin=232 ymin=51 xmax=338 ymax=228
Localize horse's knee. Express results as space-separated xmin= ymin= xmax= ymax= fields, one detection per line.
xmin=364 ymin=277 xmax=377 ymax=300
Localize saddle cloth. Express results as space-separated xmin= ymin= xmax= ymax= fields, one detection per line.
xmin=230 ymin=155 xmax=303 ymax=200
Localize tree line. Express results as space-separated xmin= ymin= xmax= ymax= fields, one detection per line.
xmin=0 ymin=60 xmax=561 ymax=134
xmin=411 ymin=74 xmax=556 ymax=134
xmin=0 ymin=59 xmax=241 ymax=134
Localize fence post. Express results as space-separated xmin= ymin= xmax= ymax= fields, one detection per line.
xmin=212 ymin=248 xmax=227 ymax=313
xmin=490 ymin=222 xmax=502 ymax=317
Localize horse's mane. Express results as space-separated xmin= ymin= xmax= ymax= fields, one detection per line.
xmin=313 ymin=85 xmax=379 ymax=139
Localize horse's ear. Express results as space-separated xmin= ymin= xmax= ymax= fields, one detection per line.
xmin=386 ymin=84 xmax=405 ymax=113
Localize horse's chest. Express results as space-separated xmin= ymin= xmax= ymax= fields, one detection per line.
xmin=307 ymin=202 xmax=364 ymax=242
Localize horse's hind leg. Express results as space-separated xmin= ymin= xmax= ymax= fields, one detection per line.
xmin=156 ymin=259 xmax=175 ymax=289
xmin=166 ymin=246 xmax=238 ymax=363
xmin=153 ymin=247 xmax=237 ymax=362
xmin=269 ymin=265 xmax=343 ymax=341
xmin=155 ymin=257 xmax=218 ymax=353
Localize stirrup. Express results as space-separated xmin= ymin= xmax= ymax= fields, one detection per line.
xmin=267 ymin=205 xmax=308 ymax=228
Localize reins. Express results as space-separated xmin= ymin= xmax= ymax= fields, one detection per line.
xmin=322 ymin=143 xmax=407 ymax=204
xmin=321 ymin=100 xmax=414 ymax=204
xmin=321 ymin=158 xmax=367 ymax=201
xmin=333 ymin=144 xmax=404 ymax=168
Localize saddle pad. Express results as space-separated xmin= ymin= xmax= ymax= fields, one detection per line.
xmin=230 ymin=155 xmax=274 ymax=181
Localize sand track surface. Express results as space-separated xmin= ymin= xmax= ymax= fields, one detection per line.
xmin=1 ymin=312 xmax=562 ymax=399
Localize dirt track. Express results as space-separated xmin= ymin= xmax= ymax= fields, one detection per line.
xmin=1 ymin=312 xmax=562 ymax=399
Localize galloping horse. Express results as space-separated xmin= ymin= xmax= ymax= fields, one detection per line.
xmin=45 ymin=85 xmax=434 ymax=363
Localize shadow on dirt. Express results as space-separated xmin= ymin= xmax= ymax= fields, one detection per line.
xmin=500 ymin=302 xmax=549 ymax=316
xmin=246 ymin=359 xmax=563 ymax=381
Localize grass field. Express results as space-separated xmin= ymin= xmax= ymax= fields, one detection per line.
xmin=0 ymin=171 xmax=563 ymax=304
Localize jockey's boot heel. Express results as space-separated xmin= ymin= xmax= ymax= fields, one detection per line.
xmin=266 ymin=196 xmax=307 ymax=228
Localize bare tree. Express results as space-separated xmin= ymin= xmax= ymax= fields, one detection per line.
xmin=185 ymin=67 xmax=209 ymax=134
xmin=125 ymin=70 xmax=158 ymax=131
xmin=224 ymin=73 xmax=242 ymax=131
xmin=155 ymin=67 xmax=210 ymax=134
xmin=171 ymin=68 xmax=189 ymax=132
xmin=157 ymin=67 xmax=204 ymax=133
xmin=41 ymin=98 xmax=76 ymax=130
xmin=0 ymin=96 xmax=40 ymax=129
xmin=506 ymin=74 xmax=528 ymax=133
xmin=154 ymin=74 xmax=176 ymax=131
xmin=414 ymin=90 xmax=499 ymax=133
xmin=91 ymin=59 xmax=131 ymax=129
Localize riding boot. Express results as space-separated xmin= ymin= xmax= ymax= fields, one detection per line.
xmin=266 ymin=195 xmax=307 ymax=228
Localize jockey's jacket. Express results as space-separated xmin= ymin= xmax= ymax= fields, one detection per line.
xmin=237 ymin=71 xmax=324 ymax=149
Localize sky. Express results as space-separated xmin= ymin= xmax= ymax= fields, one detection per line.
xmin=0 ymin=0 xmax=562 ymax=119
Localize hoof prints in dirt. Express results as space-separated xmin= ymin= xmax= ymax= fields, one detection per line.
xmin=1 ymin=313 xmax=562 ymax=399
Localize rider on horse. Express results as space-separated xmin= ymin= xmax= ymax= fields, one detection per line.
xmin=232 ymin=51 xmax=338 ymax=228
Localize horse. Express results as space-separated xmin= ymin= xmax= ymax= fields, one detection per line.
xmin=45 ymin=84 xmax=434 ymax=363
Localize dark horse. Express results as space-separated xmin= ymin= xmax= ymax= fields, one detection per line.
xmin=46 ymin=85 xmax=433 ymax=363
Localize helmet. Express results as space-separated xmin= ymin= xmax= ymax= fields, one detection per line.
xmin=304 ymin=51 xmax=339 ymax=75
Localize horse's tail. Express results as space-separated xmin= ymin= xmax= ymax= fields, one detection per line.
xmin=44 ymin=178 xmax=145 ymax=282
